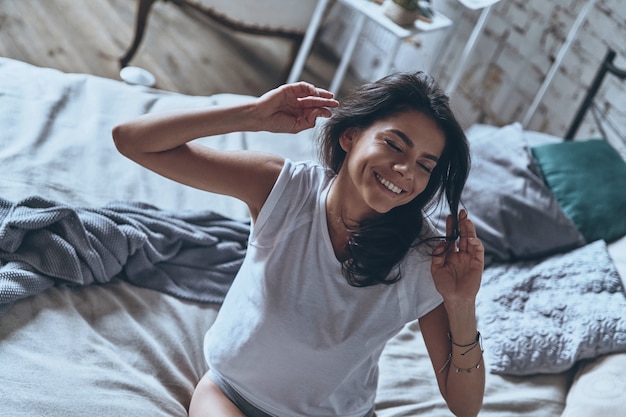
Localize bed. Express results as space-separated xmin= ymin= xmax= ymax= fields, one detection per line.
xmin=1 ymin=50 xmax=625 ymax=417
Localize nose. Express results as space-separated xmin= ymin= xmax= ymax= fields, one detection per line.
xmin=393 ymin=162 xmax=414 ymax=181
xmin=393 ymin=161 xmax=412 ymax=178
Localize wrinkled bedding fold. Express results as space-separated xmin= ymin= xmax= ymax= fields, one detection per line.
xmin=0 ymin=196 xmax=248 ymax=315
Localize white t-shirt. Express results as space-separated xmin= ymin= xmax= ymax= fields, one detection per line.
xmin=204 ymin=159 xmax=442 ymax=417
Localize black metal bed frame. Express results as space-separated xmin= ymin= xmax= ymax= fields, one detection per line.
xmin=565 ymin=49 xmax=626 ymax=140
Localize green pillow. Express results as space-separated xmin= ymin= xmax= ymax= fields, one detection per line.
xmin=532 ymin=139 xmax=626 ymax=243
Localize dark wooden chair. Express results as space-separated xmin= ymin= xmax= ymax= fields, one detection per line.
xmin=120 ymin=0 xmax=320 ymax=72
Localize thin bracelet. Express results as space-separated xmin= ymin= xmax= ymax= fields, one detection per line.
xmin=438 ymin=354 xmax=451 ymax=374
xmin=449 ymin=331 xmax=481 ymax=347
xmin=452 ymin=355 xmax=484 ymax=373
xmin=450 ymin=331 xmax=482 ymax=356
xmin=439 ymin=331 xmax=484 ymax=374
xmin=439 ymin=352 xmax=484 ymax=374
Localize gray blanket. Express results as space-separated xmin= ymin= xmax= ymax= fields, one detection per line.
xmin=0 ymin=196 xmax=249 ymax=315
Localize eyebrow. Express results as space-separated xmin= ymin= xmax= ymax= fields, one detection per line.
xmin=389 ymin=129 xmax=440 ymax=163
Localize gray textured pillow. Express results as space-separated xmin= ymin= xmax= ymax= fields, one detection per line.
xmin=477 ymin=240 xmax=626 ymax=375
xmin=432 ymin=123 xmax=585 ymax=265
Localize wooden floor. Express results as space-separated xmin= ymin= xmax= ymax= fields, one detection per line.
xmin=0 ymin=0 xmax=357 ymax=97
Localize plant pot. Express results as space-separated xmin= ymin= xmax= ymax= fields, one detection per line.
xmin=382 ymin=0 xmax=419 ymax=26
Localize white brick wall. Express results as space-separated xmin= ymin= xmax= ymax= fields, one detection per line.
xmin=434 ymin=0 xmax=626 ymax=143
xmin=321 ymin=0 xmax=626 ymax=146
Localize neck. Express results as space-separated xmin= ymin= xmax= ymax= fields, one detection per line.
xmin=325 ymin=180 xmax=357 ymax=262
xmin=326 ymin=175 xmax=369 ymax=228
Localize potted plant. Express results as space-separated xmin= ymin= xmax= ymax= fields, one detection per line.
xmin=383 ymin=0 xmax=433 ymax=26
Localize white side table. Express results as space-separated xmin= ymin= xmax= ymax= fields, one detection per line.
xmin=445 ymin=0 xmax=505 ymax=95
xmin=288 ymin=0 xmax=452 ymax=93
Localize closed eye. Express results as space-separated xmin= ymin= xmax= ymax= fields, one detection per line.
xmin=418 ymin=162 xmax=433 ymax=174
xmin=385 ymin=139 xmax=402 ymax=152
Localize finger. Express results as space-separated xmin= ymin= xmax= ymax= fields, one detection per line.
xmin=314 ymin=87 xmax=336 ymax=99
xmin=298 ymin=82 xmax=335 ymax=99
xmin=313 ymin=107 xmax=333 ymax=119
xmin=459 ymin=211 xmax=477 ymax=239
xmin=458 ymin=209 xmax=469 ymax=252
xmin=303 ymin=108 xmax=332 ymax=126
xmin=467 ymin=237 xmax=485 ymax=263
xmin=289 ymin=82 xmax=335 ymax=100
xmin=430 ymin=240 xmax=448 ymax=267
xmin=298 ymin=96 xmax=340 ymax=109
xmin=290 ymin=81 xmax=317 ymax=92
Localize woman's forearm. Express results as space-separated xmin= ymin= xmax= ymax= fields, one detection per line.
xmin=112 ymin=82 xmax=338 ymax=158
xmin=442 ymin=300 xmax=485 ymax=417
xmin=112 ymin=101 xmax=260 ymax=155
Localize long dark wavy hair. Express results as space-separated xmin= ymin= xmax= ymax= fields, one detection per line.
xmin=318 ymin=72 xmax=470 ymax=287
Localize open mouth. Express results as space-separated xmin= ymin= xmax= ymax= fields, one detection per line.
xmin=375 ymin=173 xmax=403 ymax=195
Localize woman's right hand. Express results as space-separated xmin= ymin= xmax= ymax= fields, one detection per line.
xmin=254 ymin=82 xmax=339 ymax=134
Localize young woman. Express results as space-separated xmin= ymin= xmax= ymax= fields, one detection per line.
xmin=113 ymin=72 xmax=485 ymax=417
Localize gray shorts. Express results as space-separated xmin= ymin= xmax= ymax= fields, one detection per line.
xmin=209 ymin=370 xmax=375 ymax=417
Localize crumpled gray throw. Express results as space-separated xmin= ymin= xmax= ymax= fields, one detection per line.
xmin=0 ymin=196 xmax=249 ymax=316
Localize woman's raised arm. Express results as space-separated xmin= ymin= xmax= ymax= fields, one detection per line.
xmin=112 ymin=82 xmax=338 ymax=218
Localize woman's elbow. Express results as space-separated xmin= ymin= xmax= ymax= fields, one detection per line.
xmin=447 ymin=398 xmax=483 ymax=417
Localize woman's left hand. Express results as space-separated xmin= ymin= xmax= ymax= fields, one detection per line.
xmin=430 ymin=209 xmax=484 ymax=302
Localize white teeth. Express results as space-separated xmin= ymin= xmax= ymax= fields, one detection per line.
xmin=376 ymin=174 xmax=402 ymax=194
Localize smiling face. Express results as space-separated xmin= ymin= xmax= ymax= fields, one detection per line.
xmin=331 ymin=109 xmax=446 ymax=222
